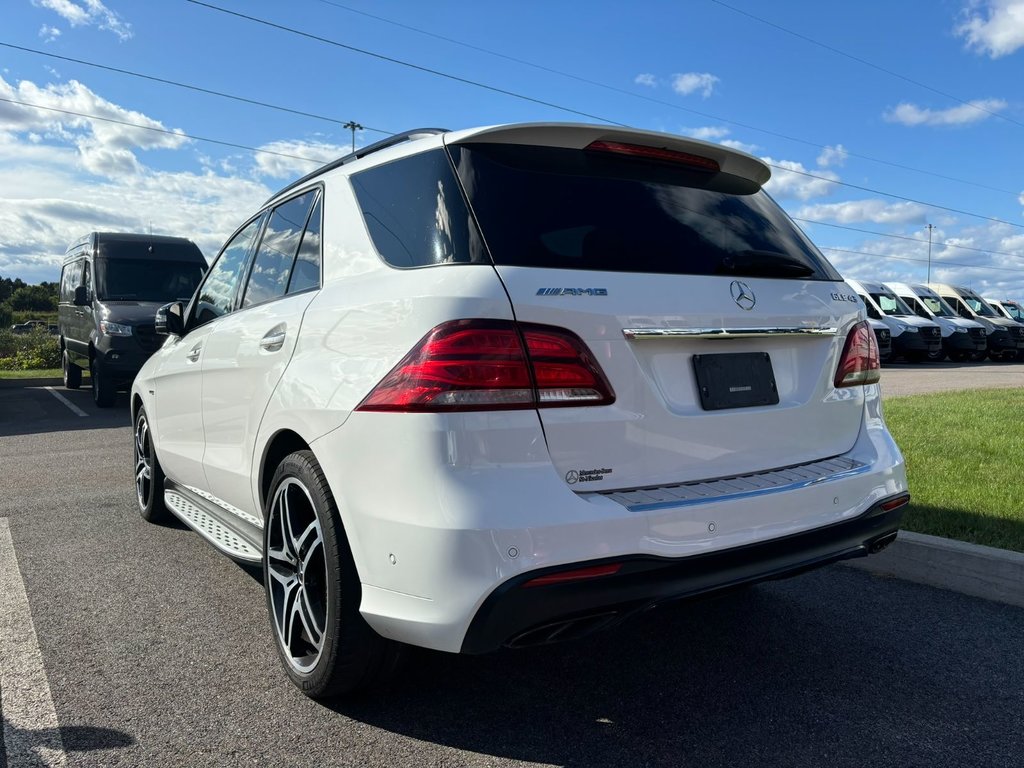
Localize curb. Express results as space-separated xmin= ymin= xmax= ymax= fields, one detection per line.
xmin=0 ymin=377 xmax=63 ymax=389
xmin=842 ymin=530 xmax=1024 ymax=609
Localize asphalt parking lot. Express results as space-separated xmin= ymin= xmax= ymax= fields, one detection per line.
xmin=1 ymin=381 xmax=1023 ymax=767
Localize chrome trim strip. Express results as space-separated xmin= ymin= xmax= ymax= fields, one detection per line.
xmin=622 ymin=327 xmax=838 ymax=340
xmin=596 ymin=457 xmax=870 ymax=513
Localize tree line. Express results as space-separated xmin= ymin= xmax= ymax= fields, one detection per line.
xmin=0 ymin=275 xmax=59 ymax=327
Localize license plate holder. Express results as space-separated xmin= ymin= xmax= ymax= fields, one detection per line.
xmin=692 ymin=352 xmax=779 ymax=411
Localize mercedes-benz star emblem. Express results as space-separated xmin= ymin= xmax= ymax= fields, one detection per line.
xmin=565 ymin=470 xmax=579 ymax=485
xmin=730 ymin=280 xmax=756 ymax=311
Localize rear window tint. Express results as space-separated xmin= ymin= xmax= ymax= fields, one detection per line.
xmin=351 ymin=149 xmax=487 ymax=268
xmin=448 ymin=143 xmax=840 ymax=280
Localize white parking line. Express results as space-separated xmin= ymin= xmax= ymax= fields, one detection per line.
xmin=0 ymin=518 xmax=68 ymax=767
xmin=43 ymin=387 xmax=88 ymax=418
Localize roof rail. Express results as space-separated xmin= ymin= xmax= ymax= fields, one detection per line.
xmin=266 ymin=127 xmax=449 ymax=203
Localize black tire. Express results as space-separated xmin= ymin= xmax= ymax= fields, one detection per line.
xmin=62 ymin=348 xmax=82 ymax=389
xmin=970 ymin=350 xmax=988 ymax=362
xmin=948 ymin=351 xmax=969 ymax=363
xmin=263 ymin=450 xmax=404 ymax=699
xmin=134 ymin=406 xmax=170 ymax=523
xmin=926 ymin=349 xmax=946 ymax=362
xmin=90 ymin=360 xmax=115 ymax=407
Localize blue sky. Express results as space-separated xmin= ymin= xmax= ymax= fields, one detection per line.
xmin=2 ymin=0 xmax=1024 ymax=300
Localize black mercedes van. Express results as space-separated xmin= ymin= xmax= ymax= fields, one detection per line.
xmin=58 ymin=233 xmax=206 ymax=406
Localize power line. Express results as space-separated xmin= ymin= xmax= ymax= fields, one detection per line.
xmin=0 ymin=95 xmax=328 ymax=164
xmin=0 ymin=41 xmax=391 ymax=135
xmin=185 ymin=0 xmax=628 ymax=127
xmin=771 ymin=165 xmax=1024 ymax=230
xmin=819 ymin=246 xmax=1024 ymax=274
xmin=708 ymin=0 xmax=1024 ymax=130
xmin=792 ymin=217 xmax=1024 ymax=261
xmin=308 ymin=0 xmax=1019 ymax=197
xmin=188 ymin=1 xmax=1024 ymax=231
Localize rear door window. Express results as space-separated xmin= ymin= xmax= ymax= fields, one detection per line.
xmin=242 ymin=190 xmax=317 ymax=308
xmin=447 ymin=143 xmax=841 ymax=280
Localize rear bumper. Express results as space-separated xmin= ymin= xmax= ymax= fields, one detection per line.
xmin=461 ymin=494 xmax=907 ymax=653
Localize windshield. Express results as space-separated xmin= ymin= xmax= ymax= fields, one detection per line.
xmin=963 ymin=295 xmax=998 ymax=317
xmin=1002 ymin=301 xmax=1024 ymax=321
xmin=919 ymin=295 xmax=957 ymax=318
xmin=96 ymin=258 xmax=205 ymax=302
xmin=447 ymin=143 xmax=841 ymax=280
xmin=869 ymin=292 xmax=915 ymax=316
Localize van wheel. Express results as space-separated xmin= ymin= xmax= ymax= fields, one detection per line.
xmin=62 ymin=348 xmax=82 ymax=389
xmin=926 ymin=349 xmax=946 ymax=362
xmin=90 ymin=361 xmax=115 ymax=407
xmin=264 ymin=451 xmax=405 ymax=699
xmin=134 ymin=406 xmax=169 ymax=523
xmin=970 ymin=351 xmax=987 ymax=362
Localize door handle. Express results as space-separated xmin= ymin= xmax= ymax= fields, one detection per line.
xmin=186 ymin=343 xmax=202 ymax=363
xmin=259 ymin=331 xmax=286 ymax=352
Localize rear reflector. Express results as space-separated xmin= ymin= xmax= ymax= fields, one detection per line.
xmin=834 ymin=320 xmax=881 ymax=388
xmin=879 ymin=494 xmax=911 ymax=512
xmin=522 ymin=563 xmax=623 ymax=588
xmin=355 ymin=319 xmax=615 ymax=412
xmin=584 ymin=140 xmax=721 ymax=172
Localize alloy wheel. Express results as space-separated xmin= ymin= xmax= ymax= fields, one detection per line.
xmin=266 ymin=478 xmax=328 ymax=674
xmin=134 ymin=413 xmax=153 ymax=510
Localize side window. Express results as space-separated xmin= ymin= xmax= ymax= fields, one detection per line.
xmin=948 ymin=297 xmax=970 ymax=318
xmin=195 ymin=217 xmax=262 ymax=326
xmin=858 ymin=295 xmax=881 ymax=321
xmin=242 ymin=191 xmax=316 ymax=308
xmin=350 ymin=149 xmax=486 ymax=268
xmin=288 ymin=195 xmax=322 ymax=294
xmin=59 ymin=261 xmax=78 ymax=301
xmin=82 ymin=260 xmax=92 ymax=299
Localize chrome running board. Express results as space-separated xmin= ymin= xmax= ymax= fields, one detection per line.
xmin=164 ymin=484 xmax=262 ymax=563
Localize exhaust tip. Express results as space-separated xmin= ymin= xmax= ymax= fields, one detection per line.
xmin=869 ymin=531 xmax=898 ymax=554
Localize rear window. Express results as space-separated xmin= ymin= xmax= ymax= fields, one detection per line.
xmin=447 ymin=143 xmax=841 ymax=280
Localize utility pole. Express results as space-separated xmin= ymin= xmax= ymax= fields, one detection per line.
xmin=925 ymin=223 xmax=934 ymax=282
xmin=343 ymin=121 xmax=363 ymax=152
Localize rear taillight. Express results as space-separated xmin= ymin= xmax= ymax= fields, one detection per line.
xmin=355 ymin=319 xmax=615 ymax=412
xmin=584 ymin=140 xmax=721 ymax=172
xmin=834 ymin=320 xmax=881 ymax=388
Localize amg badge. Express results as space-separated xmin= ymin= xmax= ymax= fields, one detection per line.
xmin=537 ymin=288 xmax=608 ymax=296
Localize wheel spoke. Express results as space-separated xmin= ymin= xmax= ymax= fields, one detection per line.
xmin=275 ymin=574 xmax=300 ymax=650
xmin=296 ymin=587 xmax=323 ymax=647
xmin=293 ymin=519 xmax=321 ymax=557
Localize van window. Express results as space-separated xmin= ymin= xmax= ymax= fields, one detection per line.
xmin=857 ymin=294 xmax=882 ymax=320
xmin=945 ymin=297 xmax=973 ymax=318
xmin=903 ymin=296 xmax=931 ymax=319
xmin=869 ymin=292 xmax=914 ymax=316
xmin=60 ymin=260 xmax=82 ymax=302
xmin=196 ymin=217 xmax=263 ymax=325
xmin=963 ymin=296 xmax=998 ymax=317
xmin=242 ymin=190 xmax=316 ymax=308
xmin=920 ymin=296 xmax=956 ymax=318
xmin=351 ymin=149 xmax=487 ymax=268
xmin=447 ymin=143 xmax=841 ymax=280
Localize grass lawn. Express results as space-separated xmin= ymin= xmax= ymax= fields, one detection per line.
xmin=0 ymin=368 xmax=61 ymax=379
xmin=884 ymin=388 xmax=1024 ymax=553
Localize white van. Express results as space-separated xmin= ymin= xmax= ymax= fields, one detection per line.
xmin=846 ymin=279 xmax=941 ymax=362
xmin=986 ymin=298 xmax=1024 ymax=324
xmin=928 ymin=284 xmax=1024 ymax=361
xmin=885 ymin=282 xmax=987 ymax=362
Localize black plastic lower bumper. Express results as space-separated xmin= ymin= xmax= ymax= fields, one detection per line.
xmin=460 ymin=494 xmax=909 ymax=654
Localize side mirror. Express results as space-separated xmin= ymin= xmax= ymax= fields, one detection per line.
xmin=73 ymin=285 xmax=90 ymax=306
xmin=156 ymin=301 xmax=185 ymax=336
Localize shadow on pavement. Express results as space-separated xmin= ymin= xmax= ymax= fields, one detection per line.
xmin=0 ymin=385 xmax=130 ymax=438
xmin=1 ymin=722 xmax=134 ymax=764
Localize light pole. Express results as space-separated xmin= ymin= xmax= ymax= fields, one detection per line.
xmin=925 ymin=223 xmax=934 ymax=282
xmin=343 ymin=121 xmax=363 ymax=152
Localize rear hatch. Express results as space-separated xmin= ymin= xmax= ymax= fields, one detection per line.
xmin=446 ymin=128 xmax=865 ymax=491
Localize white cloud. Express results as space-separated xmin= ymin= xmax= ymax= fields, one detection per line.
xmin=32 ymin=0 xmax=132 ymax=40
xmin=817 ymin=144 xmax=848 ymax=168
xmin=38 ymin=25 xmax=61 ymax=42
xmin=634 ymin=73 xmax=657 ymax=88
xmin=721 ymin=139 xmax=759 ymax=155
xmin=956 ymin=1 xmax=1024 ymax=57
xmin=671 ymin=72 xmax=719 ymax=98
xmin=883 ymin=99 xmax=1007 ymax=126
xmin=795 ymin=200 xmax=928 ymax=225
xmin=762 ymin=158 xmax=838 ymax=201
xmin=682 ymin=126 xmax=729 ymax=141
xmin=253 ymin=139 xmax=347 ymax=179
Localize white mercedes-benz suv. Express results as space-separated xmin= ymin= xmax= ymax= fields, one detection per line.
xmin=131 ymin=123 xmax=908 ymax=698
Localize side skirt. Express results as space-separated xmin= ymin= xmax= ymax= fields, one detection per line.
xmin=163 ymin=480 xmax=263 ymax=563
